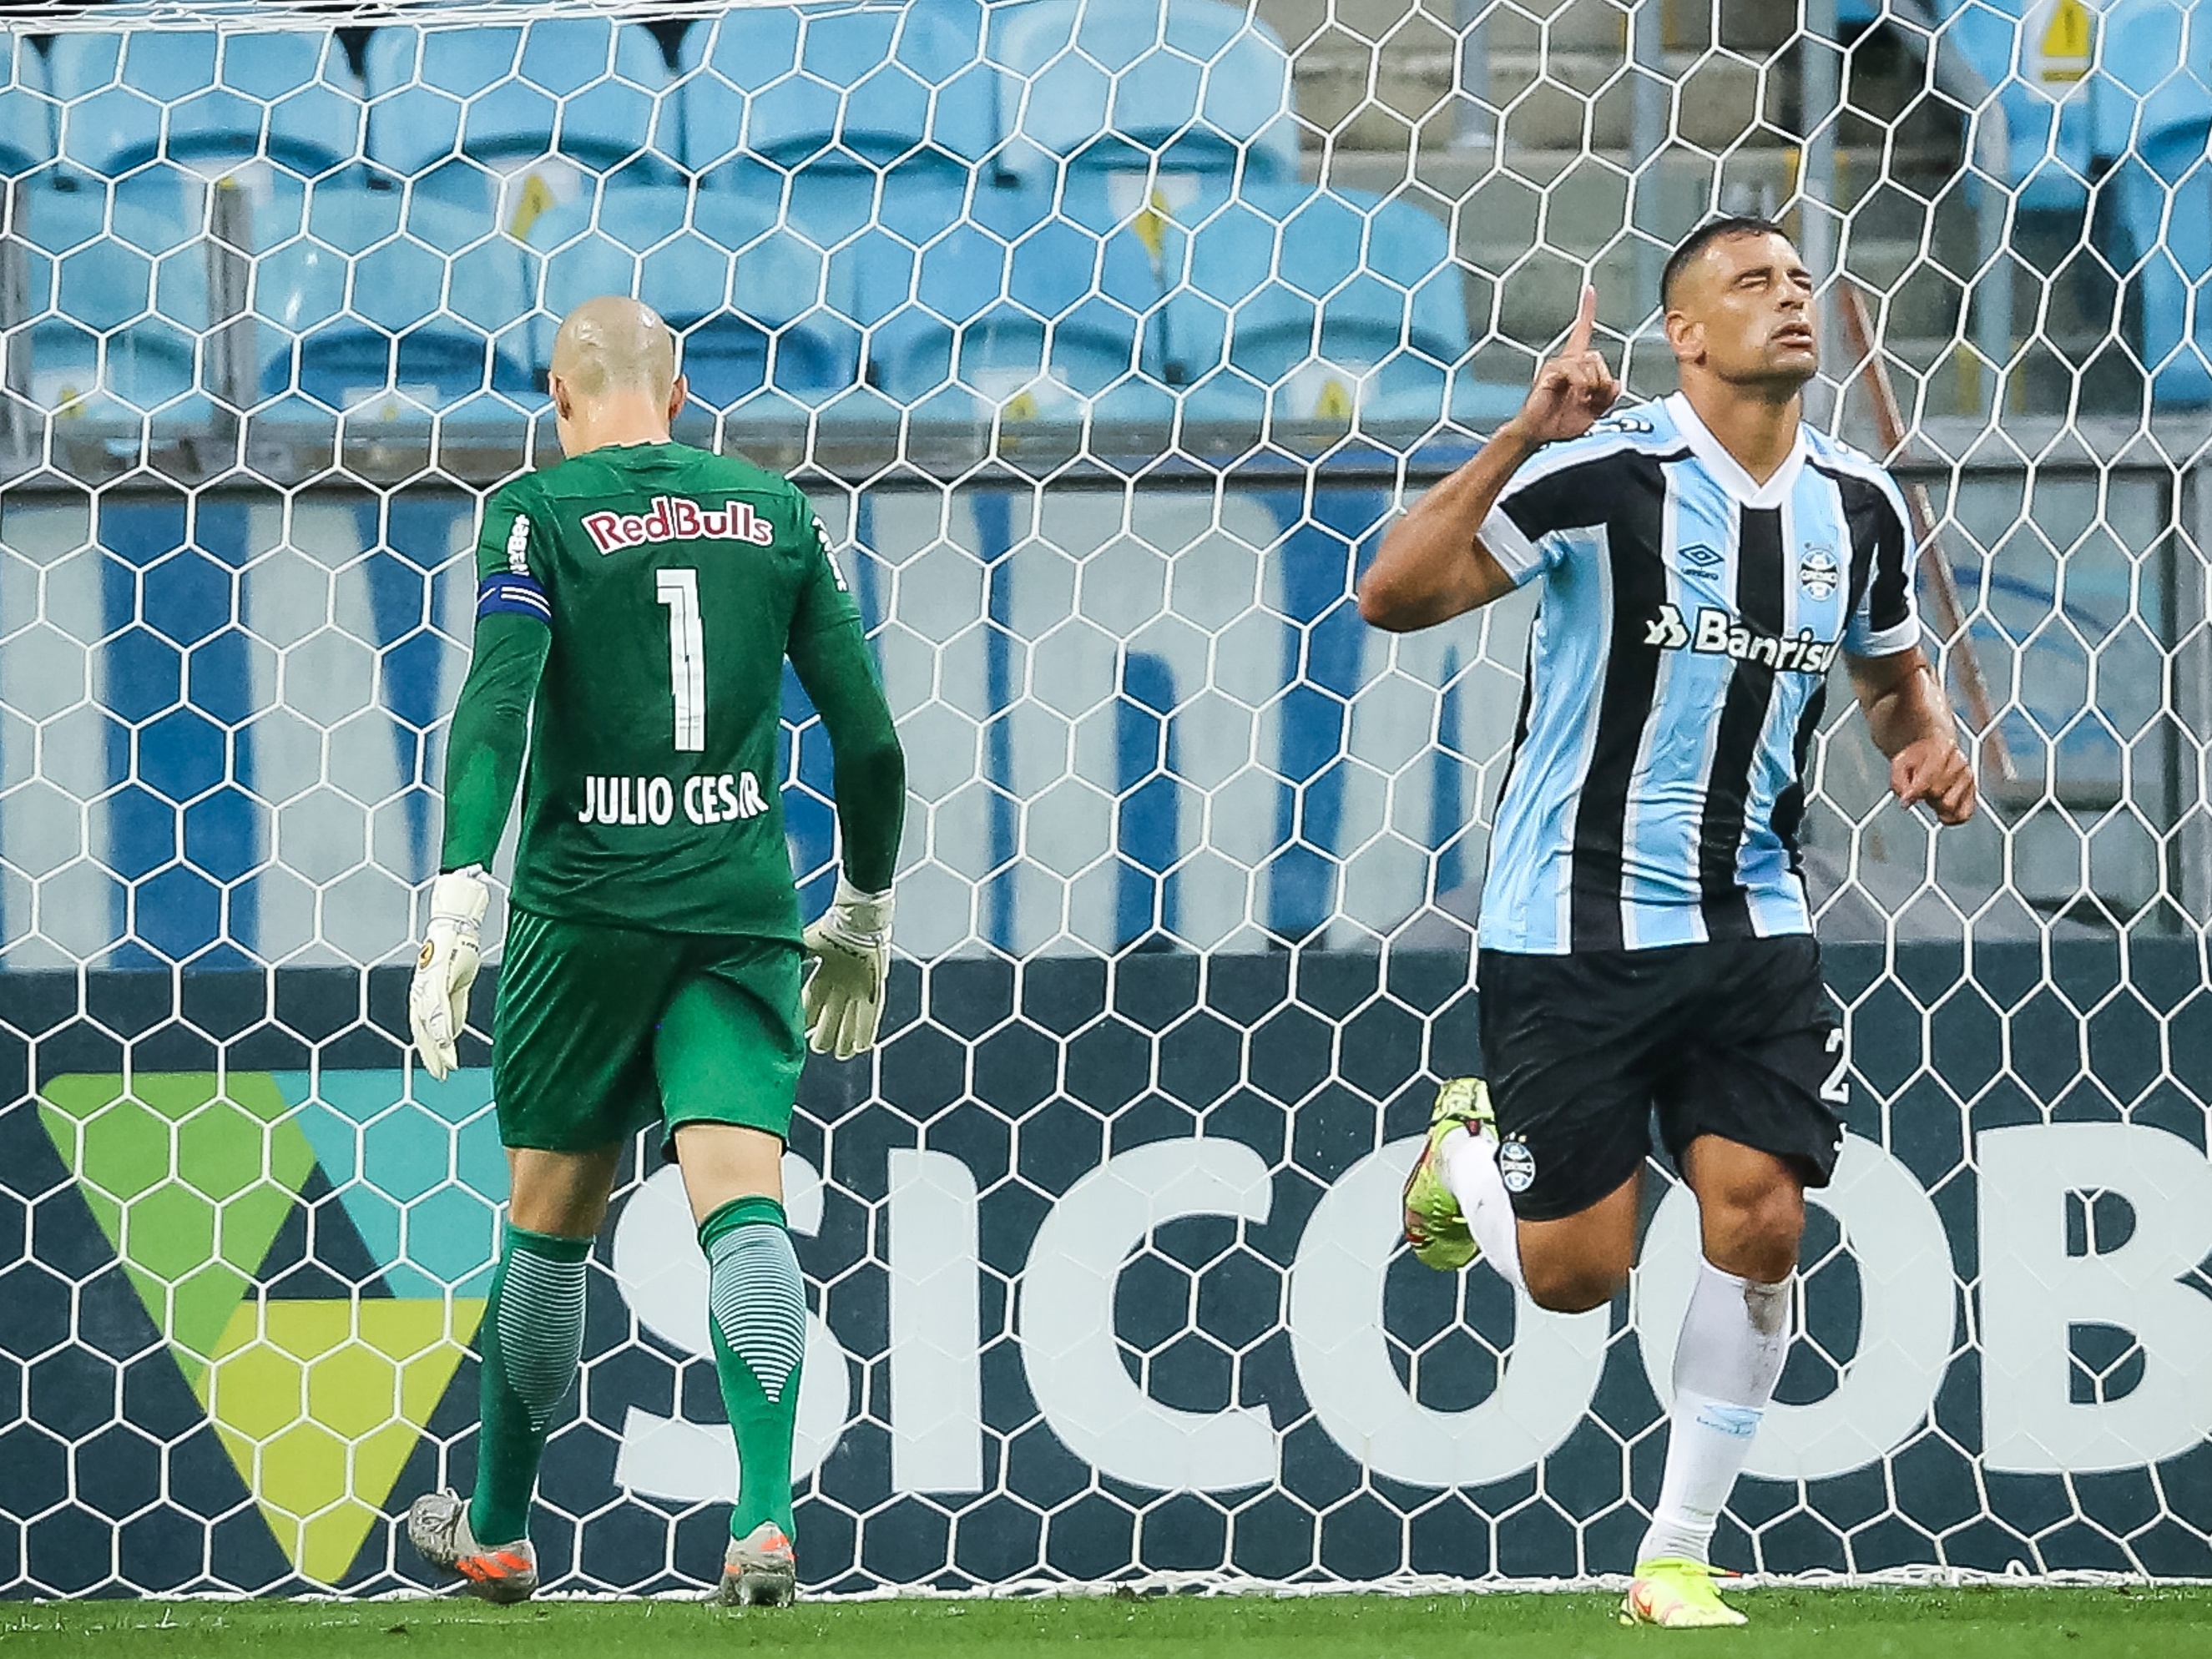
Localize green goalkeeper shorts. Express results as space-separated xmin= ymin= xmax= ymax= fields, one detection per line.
xmin=491 ymin=907 xmax=805 ymax=1153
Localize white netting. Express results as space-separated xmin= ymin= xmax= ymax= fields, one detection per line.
xmin=0 ymin=0 xmax=2208 ymax=1600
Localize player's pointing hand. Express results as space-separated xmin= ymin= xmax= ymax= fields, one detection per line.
xmin=1510 ymin=284 xmax=1620 ymax=446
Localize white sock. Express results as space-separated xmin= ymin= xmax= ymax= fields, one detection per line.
xmin=1637 ymin=1258 xmax=1793 ymax=1567
xmin=1438 ymin=1126 xmax=1525 ymax=1292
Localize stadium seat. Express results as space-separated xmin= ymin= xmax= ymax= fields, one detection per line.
xmin=25 ymin=31 xmax=364 ymax=426
xmin=986 ymin=0 xmax=1300 ymax=211
xmin=2089 ymin=0 xmax=2210 ymax=161
xmin=1160 ymin=185 xmax=1469 ymax=427
xmin=678 ymin=2 xmax=998 ymax=178
xmin=2081 ymin=0 xmax=2212 ymax=402
xmin=2107 ymin=122 xmax=2212 ymax=403
xmin=522 ymin=184 xmax=861 ymax=415
xmin=50 ymin=30 xmax=361 ymax=182
xmin=1937 ymin=0 xmax=2098 ymax=209
xmin=865 ymin=179 xmax=1173 ymax=424
xmin=365 ymin=18 xmax=677 ymax=229
xmin=0 ymin=33 xmax=54 ymax=179
xmin=673 ymin=3 xmax=1010 ymax=411
xmin=252 ymin=179 xmax=536 ymax=423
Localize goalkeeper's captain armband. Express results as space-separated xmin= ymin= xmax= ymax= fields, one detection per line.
xmin=409 ymin=867 xmax=490 ymax=1082
xmin=800 ymin=877 xmax=894 ymax=1061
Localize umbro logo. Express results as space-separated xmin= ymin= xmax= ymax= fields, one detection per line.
xmin=1679 ymin=543 xmax=1723 ymax=571
xmin=1644 ymin=603 xmax=1839 ymax=675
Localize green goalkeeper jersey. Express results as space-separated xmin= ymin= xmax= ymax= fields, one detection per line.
xmin=439 ymin=441 xmax=905 ymax=940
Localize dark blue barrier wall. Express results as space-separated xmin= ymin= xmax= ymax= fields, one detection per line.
xmin=0 ymin=940 xmax=2206 ymax=1596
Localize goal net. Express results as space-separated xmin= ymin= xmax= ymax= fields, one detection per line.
xmin=0 ymin=0 xmax=2207 ymax=1598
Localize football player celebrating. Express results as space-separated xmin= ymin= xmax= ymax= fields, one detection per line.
xmin=1360 ymin=220 xmax=1972 ymax=1627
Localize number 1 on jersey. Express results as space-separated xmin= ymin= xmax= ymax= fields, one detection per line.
xmin=656 ymin=568 xmax=705 ymax=753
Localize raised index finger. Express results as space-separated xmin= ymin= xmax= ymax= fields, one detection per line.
xmin=1565 ymin=284 xmax=1597 ymax=356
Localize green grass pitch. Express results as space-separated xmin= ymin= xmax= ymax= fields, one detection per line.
xmin=4 ymin=1588 xmax=2210 ymax=1656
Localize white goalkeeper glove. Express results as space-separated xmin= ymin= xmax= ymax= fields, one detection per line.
xmin=800 ymin=877 xmax=893 ymax=1061
xmin=408 ymin=867 xmax=489 ymax=1082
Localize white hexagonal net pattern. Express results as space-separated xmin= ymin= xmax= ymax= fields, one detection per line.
xmin=0 ymin=0 xmax=2207 ymax=1601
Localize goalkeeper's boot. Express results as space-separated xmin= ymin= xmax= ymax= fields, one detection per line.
xmin=406 ymin=1490 xmax=538 ymax=1605
xmin=1400 ymin=1077 xmax=1497 ymax=1272
xmin=1619 ymin=1558 xmax=1750 ymax=1629
xmin=711 ymin=1520 xmax=796 ymax=1608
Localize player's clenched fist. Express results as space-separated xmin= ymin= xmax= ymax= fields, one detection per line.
xmin=1889 ymin=735 xmax=1977 ymax=825
xmin=409 ymin=867 xmax=489 ymax=1081
xmin=1508 ymin=284 xmax=1619 ymax=446
xmin=801 ymin=878 xmax=895 ymax=1061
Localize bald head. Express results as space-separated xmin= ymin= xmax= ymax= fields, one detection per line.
xmin=551 ymin=296 xmax=678 ymax=403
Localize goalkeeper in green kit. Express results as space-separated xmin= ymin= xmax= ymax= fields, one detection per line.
xmin=402 ymin=297 xmax=904 ymax=1609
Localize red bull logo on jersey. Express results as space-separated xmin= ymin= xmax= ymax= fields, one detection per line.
xmin=1645 ymin=603 xmax=1840 ymax=675
xmin=580 ymin=497 xmax=776 ymax=556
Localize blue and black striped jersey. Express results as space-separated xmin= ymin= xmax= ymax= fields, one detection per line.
xmin=1476 ymin=393 xmax=1922 ymax=955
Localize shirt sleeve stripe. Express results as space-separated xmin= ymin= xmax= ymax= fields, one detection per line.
xmin=1852 ymin=617 xmax=1921 ymax=658
xmin=1478 ymin=503 xmax=1543 ymax=582
xmin=477 ymin=573 xmax=551 ymax=621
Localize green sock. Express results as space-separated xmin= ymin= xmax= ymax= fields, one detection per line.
xmin=699 ymin=1196 xmax=805 ymax=1541
xmin=469 ymin=1223 xmax=592 ymax=1546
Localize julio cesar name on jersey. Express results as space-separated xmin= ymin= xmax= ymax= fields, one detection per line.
xmin=578 ymin=772 xmax=770 ymax=827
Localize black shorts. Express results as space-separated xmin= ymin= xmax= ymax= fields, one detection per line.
xmin=1475 ymin=934 xmax=1846 ymax=1222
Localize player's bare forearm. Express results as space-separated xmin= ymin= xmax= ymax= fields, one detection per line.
xmin=791 ymin=621 xmax=906 ymax=893
xmin=1358 ymin=426 xmax=1538 ymax=632
xmin=439 ymin=614 xmax=549 ymax=872
xmin=1360 ymin=285 xmax=1619 ymax=634
xmin=1848 ymin=644 xmax=1977 ymax=825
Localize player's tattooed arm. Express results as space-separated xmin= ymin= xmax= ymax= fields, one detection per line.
xmin=1848 ymin=644 xmax=1977 ymax=825
xmin=1361 ymin=285 xmax=1619 ymax=633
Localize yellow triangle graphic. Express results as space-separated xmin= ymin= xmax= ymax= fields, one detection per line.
xmin=1134 ymin=187 xmax=1174 ymax=267
xmin=1314 ymin=377 xmax=1355 ymax=421
xmin=2038 ymin=0 xmax=2093 ymax=81
xmin=198 ymin=1298 xmax=487 ymax=1585
xmin=508 ymin=170 xmax=557 ymax=241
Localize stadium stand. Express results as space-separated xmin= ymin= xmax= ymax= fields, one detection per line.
xmin=2094 ymin=0 xmax=2212 ymax=401
xmin=985 ymin=0 xmax=1301 ymax=211
xmin=0 ymin=0 xmax=1483 ymax=433
xmin=1161 ymin=183 xmax=1474 ymax=423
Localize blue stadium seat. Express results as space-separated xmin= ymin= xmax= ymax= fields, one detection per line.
xmin=23 ymin=204 xmax=201 ymax=422
xmin=1161 ymin=186 xmax=1468 ymax=426
xmin=986 ymin=0 xmax=1300 ymax=205
xmin=50 ymin=30 xmax=360 ymax=181
xmin=1940 ymin=0 xmax=2098 ymax=209
xmin=521 ymin=185 xmax=861 ymax=416
xmin=671 ymin=3 xmax=1008 ymax=411
xmin=28 ymin=31 xmax=366 ymax=427
xmin=2090 ymin=0 xmax=2209 ymax=160
xmin=2106 ymin=125 xmax=2212 ymax=403
xmin=866 ymin=180 xmax=1172 ymax=423
xmin=2084 ymin=0 xmax=2212 ymax=401
xmin=366 ymin=19 xmax=677 ymax=224
xmin=251 ymin=181 xmax=536 ymax=423
xmin=0 ymin=34 xmax=55 ymax=179
xmin=678 ymin=3 xmax=998 ymax=177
